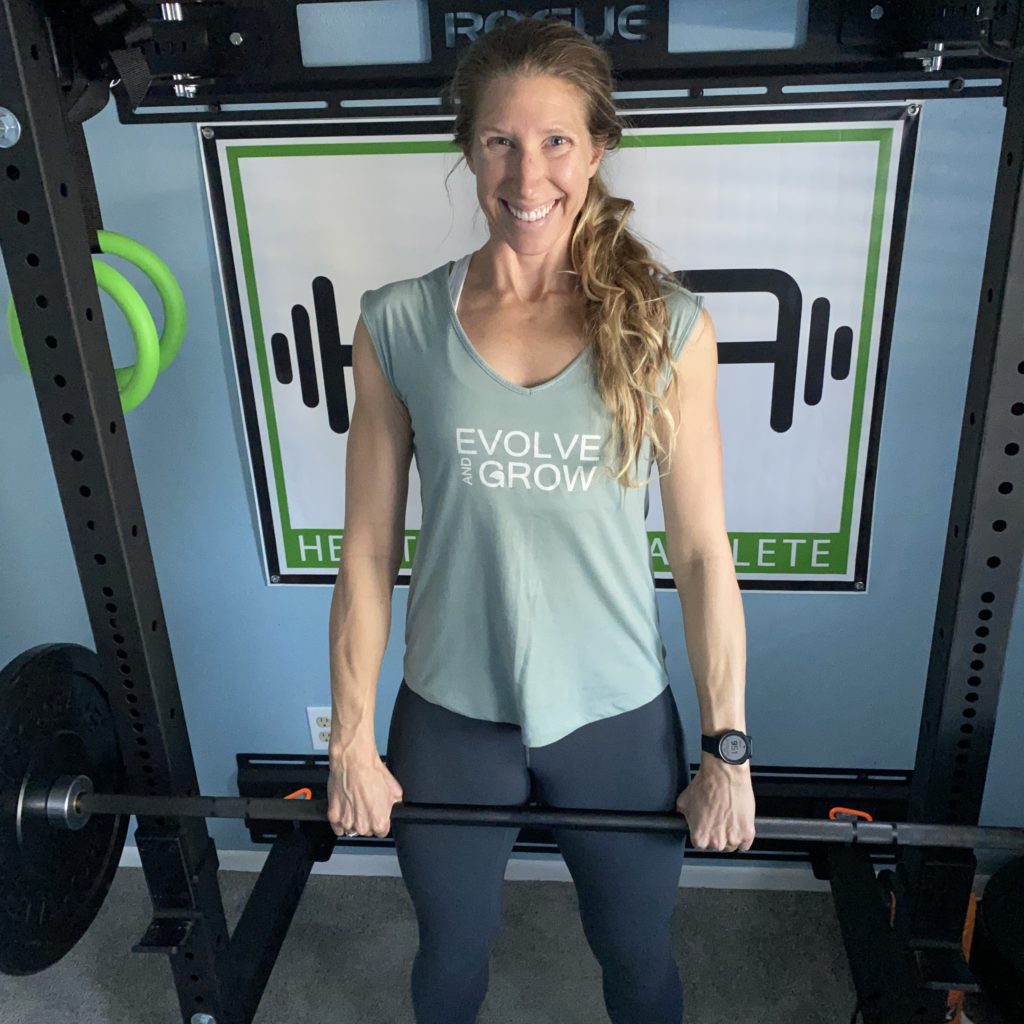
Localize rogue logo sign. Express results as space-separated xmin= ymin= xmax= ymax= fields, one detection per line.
xmin=428 ymin=3 xmax=668 ymax=66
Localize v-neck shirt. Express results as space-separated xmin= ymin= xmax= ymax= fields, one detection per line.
xmin=446 ymin=252 xmax=592 ymax=395
xmin=358 ymin=253 xmax=704 ymax=747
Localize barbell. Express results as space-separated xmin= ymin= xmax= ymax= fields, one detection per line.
xmin=32 ymin=772 xmax=1024 ymax=851
xmin=4 ymin=642 xmax=1023 ymax=978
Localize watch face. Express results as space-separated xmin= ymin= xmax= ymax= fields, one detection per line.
xmin=719 ymin=733 xmax=748 ymax=763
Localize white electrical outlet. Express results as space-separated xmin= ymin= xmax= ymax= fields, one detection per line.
xmin=306 ymin=706 xmax=332 ymax=751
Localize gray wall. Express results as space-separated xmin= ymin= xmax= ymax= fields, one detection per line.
xmin=1 ymin=2 xmax=1020 ymax=869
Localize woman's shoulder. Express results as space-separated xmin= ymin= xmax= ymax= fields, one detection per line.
xmin=657 ymin=276 xmax=705 ymax=359
xmin=360 ymin=259 xmax=447 ymax=314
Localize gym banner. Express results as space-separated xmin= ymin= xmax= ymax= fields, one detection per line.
xmin=198 ymin=104 xmax=916 ymax=590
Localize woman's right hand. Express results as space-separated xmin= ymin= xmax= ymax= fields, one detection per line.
xmin=327 ymin=755 xmax=405 ymax=838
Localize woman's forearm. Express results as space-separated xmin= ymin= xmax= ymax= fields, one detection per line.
xmin=328 ymin=551 xmax=397 ymax=766
xmin=671 ymin=553 xmax=748 ymax=758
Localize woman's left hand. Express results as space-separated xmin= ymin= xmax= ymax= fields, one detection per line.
xmin=675 ymin=759 xmax=757 ymax=852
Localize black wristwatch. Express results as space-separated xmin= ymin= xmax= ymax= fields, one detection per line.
xmin=701 ymin=730 xmax=753 ymax=765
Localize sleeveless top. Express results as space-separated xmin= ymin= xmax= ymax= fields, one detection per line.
xmin=358 ymin=253 xmax=704 ymax=747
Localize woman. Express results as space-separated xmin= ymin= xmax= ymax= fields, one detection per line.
xmin=326 ymin=17 xmax=755 ymax=1024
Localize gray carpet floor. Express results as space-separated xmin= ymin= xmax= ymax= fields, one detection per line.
xmin=0 ymin=867 xmax=1009 ymax=1023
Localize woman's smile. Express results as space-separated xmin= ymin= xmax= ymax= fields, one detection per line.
xmin=500 ymin=197 xmax=561 ymax=226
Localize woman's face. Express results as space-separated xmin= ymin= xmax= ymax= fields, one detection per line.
xmin=465 ymin=73 xmax=605 ymax=258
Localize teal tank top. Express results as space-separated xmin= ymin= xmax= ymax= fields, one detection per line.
xmin=359 ymin=253 xmax=704 ymax=747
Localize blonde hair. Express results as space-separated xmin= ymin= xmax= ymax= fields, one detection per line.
xmin=442 ymin=17 xmax=690 ymax=489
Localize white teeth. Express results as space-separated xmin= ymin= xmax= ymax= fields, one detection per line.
xmin=507 ymin=200 xmax=555 ymax=222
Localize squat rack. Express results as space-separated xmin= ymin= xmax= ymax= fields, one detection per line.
xmin=0 ymin=3 xmax=1022 ymax=1023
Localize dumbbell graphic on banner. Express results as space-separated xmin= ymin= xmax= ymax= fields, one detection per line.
xmin=270 ymin=275 xmax=352 ymax=435
xmin=679 ymin=268 xmax=854 ymax=433
xmin=268 ymin=269 xmax=852 ymax=436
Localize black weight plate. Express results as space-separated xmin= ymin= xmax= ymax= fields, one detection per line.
xmin=0 ymin=643 xmax=128 ymax=975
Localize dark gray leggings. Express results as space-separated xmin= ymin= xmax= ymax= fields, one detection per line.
xmin=386 ymin=680 xmax=690 ymax=1024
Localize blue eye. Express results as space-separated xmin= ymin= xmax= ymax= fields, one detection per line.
xmin=550 ymin=136 xmax=568 ymax=147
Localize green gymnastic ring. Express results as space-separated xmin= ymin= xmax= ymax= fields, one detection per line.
xmin=94 ymin=229 xmax=187 ymax=376
xmin=8 ymin=261 xmax=159 ymax=412
xmin=7 ymin=229 xmax=187 ymax=411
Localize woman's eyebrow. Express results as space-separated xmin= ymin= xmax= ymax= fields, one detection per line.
xmin=479 ymin=125 xmax=572 ymax=135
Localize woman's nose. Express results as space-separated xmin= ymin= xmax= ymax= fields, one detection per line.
xmin=509 ymin=148 xmax=545 ymax=194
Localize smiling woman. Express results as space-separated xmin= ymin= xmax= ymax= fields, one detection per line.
xmin=329 ymin=16 xmax=751 ymax=1024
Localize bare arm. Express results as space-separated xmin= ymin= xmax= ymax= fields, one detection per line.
xmin=328 ymin=313 xmax=413 ymax=767
xmin=654 ymin=307 xmax=749 ymax=772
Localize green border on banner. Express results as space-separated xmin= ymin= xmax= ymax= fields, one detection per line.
xmin=226 ymin=128 xmax=892 ymax=579
xmin=283 ymin=529 xmax=848 ymax=575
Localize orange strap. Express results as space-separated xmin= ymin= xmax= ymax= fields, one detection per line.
xmin=828 ymin=806 xmax=874 ymax=823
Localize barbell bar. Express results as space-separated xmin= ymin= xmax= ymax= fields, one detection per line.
xmin=34 ymin=774 xmax=1024 ymax=851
